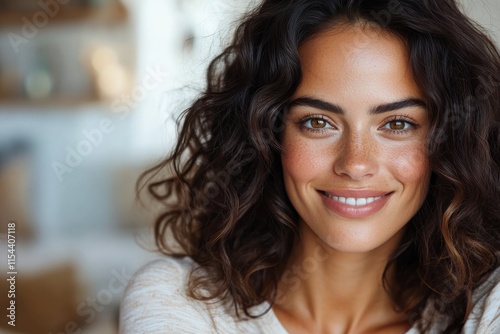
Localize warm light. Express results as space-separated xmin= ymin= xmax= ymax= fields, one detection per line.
xmin=97 ymin=63 xmax=129 ymax=100
xmin=90 ymin=46 xmax=119 ymax=71
xmin=88 ymin=45 xmax=131 ymax=100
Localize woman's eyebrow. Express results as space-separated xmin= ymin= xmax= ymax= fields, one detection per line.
xmin=369 ymin=98 xmax=427 ymax=114
xmin=288 ymin=97 xmax=344 ymax=115
xmin=287 ymin=96 xmax=426 ymax=115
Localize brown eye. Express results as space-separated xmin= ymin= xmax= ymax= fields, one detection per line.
xmin=390 ymin=121 xmax=405 ymax=130
xmin=300 ymin=117 xmax=334 ymax=131
xmin=309 ymin=119 xmax=327 ymax=128
xmin=387 ymin=121 xmax=407 ymax=130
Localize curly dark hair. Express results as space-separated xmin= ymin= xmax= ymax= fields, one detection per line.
xmin=138 ymin=0 xmax=500 ymax=332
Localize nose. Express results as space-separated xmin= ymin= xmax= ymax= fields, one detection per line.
xmin=333 ymin=130 xmax=378 ymax=180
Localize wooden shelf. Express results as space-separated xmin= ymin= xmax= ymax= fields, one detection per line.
xmin=0 ymin=97 xmax=108 ymax=109
xmin=0 ymin=2 xmax=127 ymax=26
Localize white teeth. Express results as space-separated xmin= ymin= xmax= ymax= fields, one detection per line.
xmin=356 ymin=198 xmax=367 ymax=206
xmin=325 ymin=193 xmax=383 ymax=206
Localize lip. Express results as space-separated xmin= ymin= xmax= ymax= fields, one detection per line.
xmin=319 ymin=189 xmax=393 ymax=219
xmin=321 ymin=189 xmax=390 ymax=198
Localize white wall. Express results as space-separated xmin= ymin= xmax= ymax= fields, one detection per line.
xmin=460 ymin=0 xmax=500 ymax=44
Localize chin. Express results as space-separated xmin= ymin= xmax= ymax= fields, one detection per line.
xmin=310 ymin=224 xmax=406 ymax=256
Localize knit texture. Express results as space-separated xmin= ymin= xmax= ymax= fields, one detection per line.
xmin=120 ymin=256 xmax=499 ymax=333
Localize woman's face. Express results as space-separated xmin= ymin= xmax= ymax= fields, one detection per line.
xmin=281 ymin=24 xmax=431 ymax=253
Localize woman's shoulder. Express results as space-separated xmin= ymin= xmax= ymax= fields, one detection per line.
xmin=119 ymin=256 xmax=237 ymax=333
xmin=119 ymin=256 xmax=284 ymax=334
xmin=463 ymin=264 xmax=500 ymax=333
xmin=121 ymin=256 xmax=195 ymax=303
xmin=127 ymin=255 xmax=195 ymax=286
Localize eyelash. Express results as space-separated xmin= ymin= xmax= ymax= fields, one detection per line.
xmin=296 ymin=114 xmax=334 ymax=134
xmin=296 ymin=114 xmax=419 ymax=135
xmin=383 ymin=115 xmax=420 ymax=135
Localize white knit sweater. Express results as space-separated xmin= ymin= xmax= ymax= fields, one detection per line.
xmin=120 ymin=256 xmax=500 ymax=333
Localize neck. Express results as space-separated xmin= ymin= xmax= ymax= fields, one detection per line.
xmin=274 ymin=222 xmax=407 ymax=332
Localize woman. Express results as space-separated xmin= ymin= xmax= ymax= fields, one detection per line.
xmin=120 ymin=0 xmax=500 ymax=333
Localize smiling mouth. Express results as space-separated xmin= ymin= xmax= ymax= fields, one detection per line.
xmin=320 ymin=191 xmax=391 ymax=207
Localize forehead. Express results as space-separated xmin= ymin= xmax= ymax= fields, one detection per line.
xmin=295 ymin=24 xmax=423 ymax=104
xmin=299 ymin=23 xmax=406 ymax=69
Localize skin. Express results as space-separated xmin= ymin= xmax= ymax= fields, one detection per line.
xmin=275 ymin=23 xmax=431 ymax=334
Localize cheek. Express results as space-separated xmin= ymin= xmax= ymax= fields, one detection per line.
xmin=384 ymin=141 xmax=430 ymax=193
xmin=281 ymin=133 xmax=331 ymax=184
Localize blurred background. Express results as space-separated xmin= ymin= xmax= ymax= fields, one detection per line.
xmin=0 ymin=0 xmax=497 ymax=333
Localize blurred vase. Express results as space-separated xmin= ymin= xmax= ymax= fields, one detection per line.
xmin=24 ymin=46 xmax=54 ymax=100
